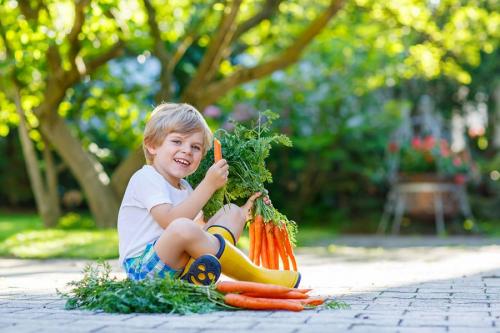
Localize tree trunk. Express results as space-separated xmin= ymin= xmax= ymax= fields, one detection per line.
xmin=15 ymin=98 xmax=60 ymax=227
xmin=493 ymin=82 xmax=500 ymax=151
xmin=111 ymin=147 xmax=145 ymax=199
xmin=42 ymin=142 xmax=62 ymax=225
xmin=41 ymin=114 xmax=120 ymax=228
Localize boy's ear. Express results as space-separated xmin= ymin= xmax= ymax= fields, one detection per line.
xmin=145 ymin=144 xmax=157 ymax=155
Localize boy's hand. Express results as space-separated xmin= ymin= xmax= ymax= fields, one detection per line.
xmin=204 ymin=159 xmax=229 ymax=190
xmin=240 ymin=192 xmax=272 ymax=220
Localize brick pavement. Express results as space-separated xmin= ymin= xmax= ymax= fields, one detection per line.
xmin=2 ymin=236 xmax=500 ymax=332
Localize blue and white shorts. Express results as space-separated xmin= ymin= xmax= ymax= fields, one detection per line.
xmin=123 ymin=241 xmax=180 ymax=281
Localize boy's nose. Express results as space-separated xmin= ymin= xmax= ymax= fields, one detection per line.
xmin=181 ymin=145 xmax=193 ymax=154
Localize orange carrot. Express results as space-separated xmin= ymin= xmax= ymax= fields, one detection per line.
xmin=248 ymin=219 xmax=255 ymax=262
xmin=273 ymin=236 xmax=280 ymax=269
xmin=214 ymin=138 xmax=222 ymax=162
xmin=261 ymin=225 xmax=269 ymax=268
xmin=282 ymin=225 xmax=298 ymax=271
xmin=295 ymin=288 xmax=313 ymax=294
xmin=224 ymin=293 xmax=304 ymax=311
xmin=273 ymin=225 xmax=289 ymax=270
xmin=216 ymin=280 xmax=292 ymax=295
xmin=241 ymin=291 xmax=308 ymax=299
xmin=253 ymin=215 xmax=263 ymax=265
xmin=265 ymin=223 xmax=276 ymax=269
xmin=290 ymin=297 xmax=325 ymax=306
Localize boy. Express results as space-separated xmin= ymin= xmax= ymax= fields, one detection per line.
xmin=118 ymin=103 xmax=300 ymax=287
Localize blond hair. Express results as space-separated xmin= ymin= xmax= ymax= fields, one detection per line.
xmin=143 ymin=103 xmax=213 ymax=164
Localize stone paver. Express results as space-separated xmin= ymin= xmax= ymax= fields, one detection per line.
xmin=2 ymin=236 xmax=500 ymax=332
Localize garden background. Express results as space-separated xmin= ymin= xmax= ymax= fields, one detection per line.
xmin=0 ymin=0 xmax=499 ymax=260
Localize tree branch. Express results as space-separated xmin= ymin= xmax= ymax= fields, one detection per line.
xmin=168 ymin=33 xmax=196 ymax=73
xmin=183 ymin=0 xmax=242 ymax=99
xmin=68 ymin=0 xmax=90 ymax=64
xmin=18 ymin=0 xmax=43 ymax=21
xmin=193 ymin=0 xmax=344 ymax=107
xmin=142 ymin=0 xmax=173 ymax=102
xmin=142 ymin=0 xmax=171 ymax=68
xmin=231 ymin=0 xmax=282 ymax=43
xmin=35 ymin=42 xmax=124 ymax=122
xmin=84 ymin=41 xmax=124 ymax=75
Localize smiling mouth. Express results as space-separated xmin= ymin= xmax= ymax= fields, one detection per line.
xmin=174 ymin=158 xmax=191 ymax=167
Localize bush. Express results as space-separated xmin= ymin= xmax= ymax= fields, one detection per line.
xmin=57 ymin=212 xmax=96 ymax=230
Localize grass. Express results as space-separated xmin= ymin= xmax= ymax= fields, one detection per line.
xmin=0 ymin=211 xmax=340 ymax=259
xmin=7 ymin=211 xmax=496 ymax=260
xmin=0 ymin=213 xmax=43 ymax=242
xmin=0 ymin=212 xmax=118 ymax=259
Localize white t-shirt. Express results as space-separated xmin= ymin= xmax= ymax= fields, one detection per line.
xmin=117 ymin=165 xmax=193 ymax=265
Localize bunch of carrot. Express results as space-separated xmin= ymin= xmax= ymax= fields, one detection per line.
xmin=248 ymin=218 xmax=297 ymax=271
xmin=214 ymin=137 xmax=298 ymax=272
xmin=216 ymin=280 xmax=324 ymax=311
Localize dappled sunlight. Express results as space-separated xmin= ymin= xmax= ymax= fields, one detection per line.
xmin=0 ymin=229 xmax=118 ymax=259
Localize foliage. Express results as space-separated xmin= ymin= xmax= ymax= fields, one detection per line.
xmin=59 ymin=262 xmax=228 ymax=314
xmin=0 ymin=0 xmax=498 ymax=230
xmin=390 ymin=135 xmax=474 ymax=181
xmin=211 ymin=0 xmax=499 ymax=225
xmin=218 ymin=67 xmax=404 ymax=223
xmin=57 ymin=212 xmax=96 ymax=230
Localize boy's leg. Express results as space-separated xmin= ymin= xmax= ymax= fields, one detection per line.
xmin=154 ymin=218 xmax=220 ymax=270
xmin=204 ymin=204 xmax=245 ymax=244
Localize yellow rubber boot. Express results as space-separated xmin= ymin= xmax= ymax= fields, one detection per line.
xmin=179 ymin=254 xmax=221 ymax=285
xmin=206 ymin=225 xmax=236 ymax=245
xmin=209 ymin=232 xmax=301 ymax=288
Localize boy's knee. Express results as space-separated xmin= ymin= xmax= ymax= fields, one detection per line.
xmin=167 ymin=218 xmax=199 ymax=241
xmin=220 ymin=203 xmax=245 ymax=221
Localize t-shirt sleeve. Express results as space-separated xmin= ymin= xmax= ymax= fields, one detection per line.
xmin=132 ymin=170 xmax=173 ymax=211
xmin=181 ymin=179 xmax=194 ymax=193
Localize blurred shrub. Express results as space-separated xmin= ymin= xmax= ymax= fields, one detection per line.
xmin=57 ymin=213 xmax=96 ymax=230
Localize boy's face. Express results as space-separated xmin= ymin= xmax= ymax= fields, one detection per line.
xmin=147 ymin=131 xmax=204 ymax=185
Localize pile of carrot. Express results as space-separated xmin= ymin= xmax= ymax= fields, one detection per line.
xmin=248 ymin=217 xmax=297 ymax=271
xmin=216 ymin=280 xmax=324 ymax=311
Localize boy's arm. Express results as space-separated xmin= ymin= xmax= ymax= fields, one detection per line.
xmin=150 ymin=179 xmax=215 ymax=229
xmin=151 ymin=159 xmax=228 ymax=229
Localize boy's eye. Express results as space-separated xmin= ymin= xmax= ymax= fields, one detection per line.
xmin=172 ymin=140 xmax=181 ymax=144
xmin=192 ymin=145 xmax=201 ymax=151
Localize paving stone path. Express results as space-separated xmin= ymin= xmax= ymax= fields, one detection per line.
xmin=2 ymin=236 xmax=500 ymax=332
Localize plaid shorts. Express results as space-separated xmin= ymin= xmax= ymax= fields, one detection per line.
xmin=123 ymin=241 xmax=181 ymax=281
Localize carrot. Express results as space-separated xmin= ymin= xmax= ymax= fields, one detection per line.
xmin=248 ymin=219 xmax=255 ymax=262
xmin=273 ymin=224 xmax=289 ymax=270
xmin=265 ymin=223 xmax=276 ymax=269
xmin=253 ymin=215 xmax=263 ymax=265
xmin=216 ymin=280 xmax=292 ymax=295
xmin=241 ymin=291 xmax=308 ymax=299
xmin=290 ymin=297 xmax=325 ymax=306
xmin=295 ymin=288 xmax=313 ymax=294
xmin=281 ymin=225 xmax=298 ymax=271
xmin=224 ymin=293 xmax=304 ymax=311
xmin=273 ymin=236 xmax=280 ymax=269
xmin=260 ymin=224 xmax=269 ymax=268
xmin=214 ymin=138 xmax=222 ymax=162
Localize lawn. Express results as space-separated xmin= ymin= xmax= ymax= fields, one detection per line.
xmin=0 ymin=212 xmax=117 ymax=259
xmin=0 ymin=212 xmax=340 ymax=259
